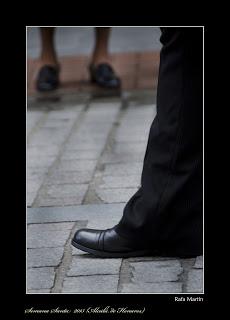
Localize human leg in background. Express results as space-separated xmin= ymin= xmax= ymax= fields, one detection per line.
xmin=72 ymin=27 xmax=203 ymax=258
xmin=36 ymin=27 xmax=60 ymax=91
xmin=91 ymin=27 xmax=111 ymax=65
xmin=89 ymin=27 xmax=121 ymax=89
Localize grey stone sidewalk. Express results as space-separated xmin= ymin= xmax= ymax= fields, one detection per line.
xmin=27 ymin=91 xmax=203 ymax=293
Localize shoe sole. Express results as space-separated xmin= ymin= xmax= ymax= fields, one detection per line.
xmin=71 ymin=239 xmax=154 ymax=258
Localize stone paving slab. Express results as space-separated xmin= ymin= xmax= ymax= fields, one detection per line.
xmin=43 ymin=170 xmax=93 ymax=185
xmin=39 ymin=183 xmax=89 ymax=197
xmin=44 ymin=106 xmax=84 ymax=119
xmin=101 ymin=153 xmax=144 ymax=164
xmin=121 ymin=282 xmax=182 ymax=293
xmin=99 ymin=175 xmax=141 ymax=189
xmin=27 ymin=155 xmax=57 ymax=169
xmin=28 ymin=222 xmax=74 ymax=231
xmin=96 ymin=188 xmax=138 ymax=203
xmin=27 ymin=111 xmax=45 ymax=135
xmin=65 ymin=139 xmax=106 ymax=151
xmin=86 ymin=218 xmax=122 ymax=230
xmin=62 ymin=275 xmax=119 ymax=293
xmin=27 ymin=232 xmax=69 ymax=250
xmin=194 ymin=255 xmax=203 ymax=269
xmin=67 ymin=257 xmax=122 ymax=276
xmin=29 ymin=128 xmax=71 ymax=146
xmin=186 ymin=269 xmax=203 ymax=293
xmin=27 ymin=179 xmax=45 ymax=193
xmin=27 ymin=179 xmax=41 ymax=191
xmin=130 ymin=260 xmax=183 ymax=283
xmin=27 ymin=145 xmax=61 ymax=157
xmin=56 ymin=160 xmax=97 ymax=172
xmin=27 ymin=222 xmax=74 ymax=248
xmin=27 ymin=192 xmax=38 ymax=207
xmin=27 ymin=203 xmax=125 ymax=224
xmin=41 ymin=118 xmax=77 ymax=129
xmin=104 ymin=163 xmax=143 ymax=176
xmin=114 ymin=142 xmax=147 ymax=154
xmin=27 ymin=167 xmax=49 ymax=176
xmin=35 ymin=184 xmax=89 ymax=207
xmin=27 ymin=267 xmax=55 ymax=290
xmin=35 ymin=196 xmax=87 ymax=207
xmin=60 ymin=149 xmax=101 ymax=160
xmin=28 ymin=289 xmax=50 ymax=293
xmin=114 ymin=132 xmax=150 ymax=143
xmin=27 ymin=247 xmax=64 ymax=268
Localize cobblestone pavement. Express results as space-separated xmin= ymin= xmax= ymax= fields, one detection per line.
xmin=27 ymin=91 xmax=203 ymax=293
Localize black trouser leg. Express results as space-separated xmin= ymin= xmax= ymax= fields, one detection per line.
xmin=115 ymin=27 xmax=203 ymax=256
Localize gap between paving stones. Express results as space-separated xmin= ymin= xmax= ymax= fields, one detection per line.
xmin=82 ymin=98 xmax=126 ymax=205
xmin=51 ymin=221 xmax=87 ymax=293
xmin=178 ymin=258 xmax=196 ymax=293
xmin=31 ymin=103 xmax=89 ymax=207
xmin=27 ymin=203 xmax=125 ymax=224
xmin=117 ymin=259 xmax=133 ymax=293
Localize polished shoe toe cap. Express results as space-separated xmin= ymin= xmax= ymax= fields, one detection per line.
xmin=73 ymin=229 xmax=102 ymax=250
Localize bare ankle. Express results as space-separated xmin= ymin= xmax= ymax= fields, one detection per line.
xmin=39 ymin=55 xmax=59 ymax=68
xmin=91 ymin=54 xmax=110 ymax=66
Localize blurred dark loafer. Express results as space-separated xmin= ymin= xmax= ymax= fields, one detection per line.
xmin=89 ymin=63 xmax=121 ymax=89
xmin=36 ymin=65 xmax=60 ymax=92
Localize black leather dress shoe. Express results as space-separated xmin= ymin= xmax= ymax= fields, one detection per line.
xmin=36 ymin=65 xmax=60 ymax=92
xmin=72 ymin=227 xmax=154 ymax=258
xmin=89 ymin=63 xmax=121 ymax=89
